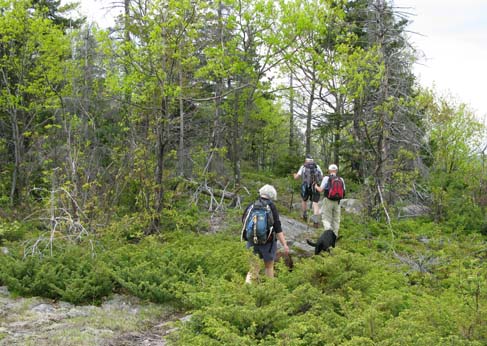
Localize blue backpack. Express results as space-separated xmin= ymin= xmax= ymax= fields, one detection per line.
xmin=242 ymin=199 xmax=274 ymax=244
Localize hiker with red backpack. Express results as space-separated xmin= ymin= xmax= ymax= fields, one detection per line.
xmin=314 ymin=164 xmax=345 ymax=238
xmin=293 ymin=154 xmax=323 ymax=227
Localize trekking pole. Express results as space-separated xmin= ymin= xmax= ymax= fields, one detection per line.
xmin=304 ymin=197 xmax=312 ymax=233
xmin=288 ymin=174 xmax=294 ymax=212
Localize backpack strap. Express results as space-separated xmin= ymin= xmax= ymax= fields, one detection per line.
xmin=241 ymin=204 xmax=254 ymax=242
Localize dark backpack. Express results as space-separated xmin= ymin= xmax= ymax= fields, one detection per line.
xmin=326 ymin=175 xmax=344 ymax=201
xmin=242 ymin=199 xmax=274 ymax=244
xmin=303 ymin=162 xmax=322 ymax=187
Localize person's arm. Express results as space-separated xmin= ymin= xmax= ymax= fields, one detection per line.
xmin=276 ymin=232 xmax=289 ymax=255
xmin=268 ymin=203 xmax=289 ymax=254
xmin=315 ymin=176 xmax=327 ymax=192
xmin=315 ymin=183 xmax=323 ymax=192
xmin=293 ymin=165 xmax=303 ymax=180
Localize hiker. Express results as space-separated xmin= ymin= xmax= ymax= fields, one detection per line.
xmin=242 ymin=184 xmax=289 ymax=283
xmin=314 ymin=164 xmax=345 ymax=238
xmin=293 ymin=154 xmax=323 ymax=227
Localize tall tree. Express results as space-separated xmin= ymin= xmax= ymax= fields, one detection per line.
xmin=103 ymin=0 xmax=205 ymax=232
xmin=0 ymin=0 xmax=70 ymax=206
xmin=350 ymin=0 xmax=419 ymax=213
xmin=419 ymin=89 xmax=485 ymax=225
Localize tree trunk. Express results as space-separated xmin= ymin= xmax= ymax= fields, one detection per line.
xmin=289 ymin=74 xmax=295 ymax=155
xmin=231 ymin=80 xmax=241 ymax=185
xmin=151 ymin=108 xmax=166 ymax=234
xmin=305 ymin=79 xmax=316 ymax=155
xmin=208 ymin=0 xmax=225 ymax=176
xmin=178 ymin=53 xmax=185 ymax=177
xmin=10 ymin=109 xmax=22 ymax=205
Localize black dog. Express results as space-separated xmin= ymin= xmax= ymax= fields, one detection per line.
xmin=306 ymin=229 xmax=337 ymax=255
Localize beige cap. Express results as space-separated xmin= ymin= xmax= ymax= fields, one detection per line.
xmin=259 ymin=184 xmax=277 ymax=200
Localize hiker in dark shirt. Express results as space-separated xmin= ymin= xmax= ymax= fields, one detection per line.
xmin=293 ymin=154 xmax=323 ymax=227
xmin=242 ymin=184 xmax=289 ymax=283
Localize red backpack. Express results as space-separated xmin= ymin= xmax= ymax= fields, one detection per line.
xmin=326 ymin=175 xmax=344 ymax=201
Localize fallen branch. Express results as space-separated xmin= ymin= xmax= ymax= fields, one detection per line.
xmin=186 ymin=178 xmax=248 ymax=211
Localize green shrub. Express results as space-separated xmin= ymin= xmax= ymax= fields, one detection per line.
xmin=106 ymin=232 xmax=249 ymax=306
xmin=0 ymin=220 xmax=29 ymax=243
xmin=0 ymin=242 xmax=113 ymax=304
xmin=2 ymin=216 xmax=487 ymax=344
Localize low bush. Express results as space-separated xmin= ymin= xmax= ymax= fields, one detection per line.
xmin=0 ymin=242 xmax=112 ymax=304
xmin=106 ymin=232 xmax=249 ymax=306
xmin=0 ymin=220 xmax=31 ymax=243
xmin=1 ymin=216 xmax=487 ymax=345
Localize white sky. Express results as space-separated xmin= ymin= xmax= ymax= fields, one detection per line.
xmin=394 ymin=0 xmax=487 ymax=121
xmin=72 ymin=0 xmax=487 ymax=121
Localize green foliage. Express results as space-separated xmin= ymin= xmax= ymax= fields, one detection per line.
xmin=160 ymin=200 xmax=211 ymax=233
xmin=0 ymin=242 xmax=113 ymax=304
xmin=106 ymin=233 xmax=248 ymax=306
xmin=102 ymin=213 xmax=151 ymax=242
xmin=1 ymin=215 xmax=487 ymax=344
xmin=271 ymin=152 xmax=303 ymax=177
xmin=0 ymin=0 xmax=71 ymax=205
xmin=0 ymin=220 xmax=28 ymax=243
xmin=419 ymin=89 xmax=486 ymax=227
xmin=170 ymin=220 xmax=487 ymax=345
xmin=0 ymin=0 xmax=487 ymax=344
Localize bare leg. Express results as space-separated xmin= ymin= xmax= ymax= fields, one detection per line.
xmin=301 ymin=200 xmax=307 ymax=215
xmin=312 ymin=201 xmax=320 ymax=216
xmin=264 ymin=261 xmax=274 ymax=278
xmin=245 ymin=257 xmax=261 ymax=284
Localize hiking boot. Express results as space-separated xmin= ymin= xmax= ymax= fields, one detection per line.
xmin=302 ymin=211 xmax=308 ymax=221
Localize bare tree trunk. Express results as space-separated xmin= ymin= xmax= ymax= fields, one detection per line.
xmin=305 ymin=79 xmax=316 ymax=155
xmin=151 ymin=106 xmax=166 ymax=234
xmin=231 ymin=79 xmax=241 ymax=185
xmin=150 ymin=19 xmax=168 ymax=234
xmin=124 ymin=0 xmax=130 ymax=43
xmin=207 ymin=0 xmax=225 ymax=176
xmin=289 ymin=74 xmax=294 ymax=155
xmin=178 ymin=52 xmax=185 ymax=177
xmin=352 ymin=100 xmax=366 ymax=182
xmin=333 ymin=93 xmax=344 ymax=165
xmin=10 ymin=109 xmax=22 ymax=205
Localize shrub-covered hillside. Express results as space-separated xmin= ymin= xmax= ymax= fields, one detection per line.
xmin=1 ymin=207 xmax=486 ymax=345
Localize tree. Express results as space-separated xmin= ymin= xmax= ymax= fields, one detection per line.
xmin=102 ymin=0 xmax=206 ymax=232
xmin=349 ymin=0 xmax=419 ymax=215
xmin=280 ymin=0 xmax=332 ymax=156
xmin=419 ymin=89 xmax=485 ymax=227
xmin=0 ymin=0 xmax=70 ymax=206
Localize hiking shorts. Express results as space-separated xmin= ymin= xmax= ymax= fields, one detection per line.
xmin=301 ymin=183 xmax=320 ymax=203
xmin=247 ymin=241 xmax=277 ymax=262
